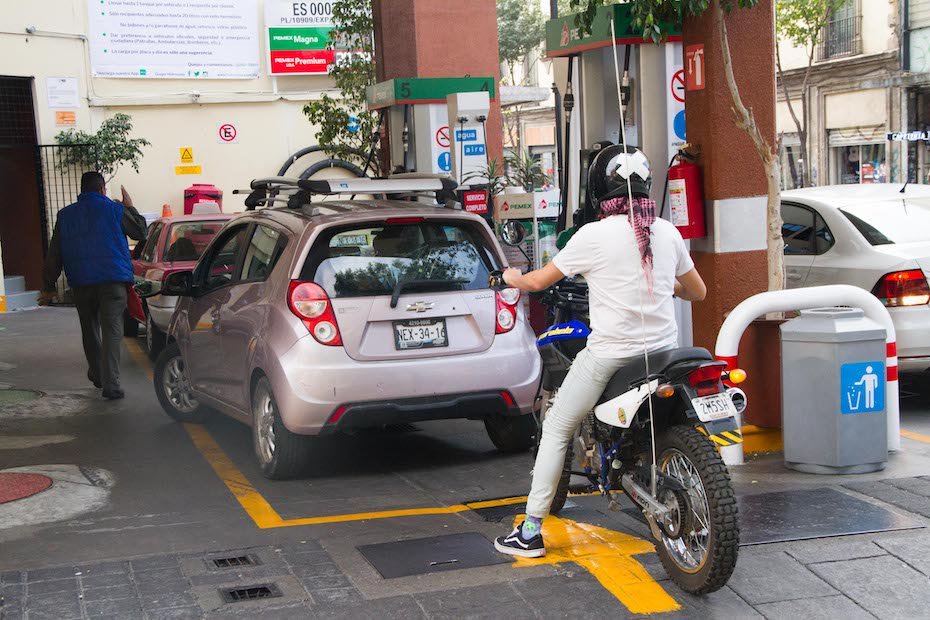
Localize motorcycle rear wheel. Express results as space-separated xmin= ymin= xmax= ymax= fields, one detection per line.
xmin=653 ymin=425 xmax=739 ymax=595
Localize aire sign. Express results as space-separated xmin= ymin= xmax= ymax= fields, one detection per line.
xmin=265 ymin=1 xmax=336 ymax=75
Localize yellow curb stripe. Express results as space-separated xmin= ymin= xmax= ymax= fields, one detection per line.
xmin=721 ymin=431 xmax=743 ymax=443
xmin=901 ymin=429 xmax=930 ymax=444
xmin=708 ymin=434 xmax=730 ymax=447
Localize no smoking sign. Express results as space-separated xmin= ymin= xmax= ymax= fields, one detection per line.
xmin=218 ymin=123 xmax=238 ymax=143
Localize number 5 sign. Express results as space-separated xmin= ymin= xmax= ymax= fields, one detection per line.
xmin=686 ymin=44 xmax=705 ymax=91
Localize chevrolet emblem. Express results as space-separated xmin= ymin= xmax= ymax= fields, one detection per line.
xmin=406 ymin=301 xmax=434 ymax=313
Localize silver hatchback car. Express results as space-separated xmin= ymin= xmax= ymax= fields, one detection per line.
xmin=152 ymin=178 xmax=541 ymax=478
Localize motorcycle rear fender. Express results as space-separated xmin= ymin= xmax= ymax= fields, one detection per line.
xmin=593 ymin=380 xmax=659 ymax=429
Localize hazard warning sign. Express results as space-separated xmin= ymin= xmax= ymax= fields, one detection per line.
xmin=179 ymin=147 xmax=194 ymax=163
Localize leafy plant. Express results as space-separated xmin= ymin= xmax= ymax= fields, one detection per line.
xmin=497 ymin=0 xmax=546 ymax=152
xmin=55 ymin=113 xmax=150 ymax=181
xmin=505 ymin=148 xmax=550 ymax=191
xmin=303 ymin=0 xmax=379 ymax=171
xmin=465 ymin=158 xmax=508 ymax=198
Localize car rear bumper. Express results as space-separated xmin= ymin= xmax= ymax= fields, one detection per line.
xmin=269 ymin=327 xmax=542 ymax=435
xmin=891 ymin=305 xmax=930 ymax=371
xmin=318 ymin=391 xmax=517 ymax=434
xmin=147 ymin=296 xmax=178 ymax=331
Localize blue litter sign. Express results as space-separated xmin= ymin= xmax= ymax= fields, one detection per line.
xmin=840 ymin=361 xmax=885 ymax=414
xmin=437 ymin=151 xmax=451 ymax=172
xmin=456 ymin=129 xmax=477 ymax=142
xmin=464 ymin=144 xmax=486 ymax=157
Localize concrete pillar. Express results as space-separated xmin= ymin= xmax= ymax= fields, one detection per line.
xmin=372 ymin=0 xmax=504 ymax=163
xmin=683 ymin=0 xmax=775 ymax=350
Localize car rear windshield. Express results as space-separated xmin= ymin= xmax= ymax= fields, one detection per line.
xmin=841 ymin=199 xmax=930 ymax=246
xmin=165 ymin=222 xmax=226 ymax=261
xmin=306 ymin=220 xmax=499 ymax=298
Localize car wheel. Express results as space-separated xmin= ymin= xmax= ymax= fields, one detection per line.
xmin=252 ymin=376 xmax=311 ymax=480
xmin=484 ymin=413 xmax=536 ymax=453
xmin=154 ymin=342 xmax=211 ymax=423
xmin=146 ymin=314 xmax=166 ymax=359
xmin=123 ymin=309 xmax=139 ymax=337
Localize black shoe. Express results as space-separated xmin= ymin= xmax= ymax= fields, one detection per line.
xmin=87 ymin=370 xmax=101 ymax=389
xmin=494 ymin=522 xmax=545 ymax=558
xmin=102 ymin=389 xmax=125 ymax=400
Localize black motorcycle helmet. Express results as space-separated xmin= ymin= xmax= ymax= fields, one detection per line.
xmin=587 ymin=144 xmax=652 ymax=207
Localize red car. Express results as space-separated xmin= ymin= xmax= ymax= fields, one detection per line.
xmin=126 ymin=213 xmax=233 ymax=357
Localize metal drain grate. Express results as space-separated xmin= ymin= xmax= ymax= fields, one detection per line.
xmin=210 ymin=554 xmax=261 ymax=569
xmin=219 ymin=583 xmax=282 ymax=603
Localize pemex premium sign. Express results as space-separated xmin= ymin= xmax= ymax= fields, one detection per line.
xmin=265 ymin=1 xmax=337 ymax=75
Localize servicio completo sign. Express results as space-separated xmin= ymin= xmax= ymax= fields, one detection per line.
xmin=265 ymin=1 xmax=337 ymax=75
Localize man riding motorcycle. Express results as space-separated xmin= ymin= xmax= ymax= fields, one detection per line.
xmin=495 ymin=145 xmax=708 ymax=558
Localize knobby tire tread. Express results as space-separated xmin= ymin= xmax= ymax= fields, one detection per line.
xmin=655 ymin=425 xmax=739 ymax=595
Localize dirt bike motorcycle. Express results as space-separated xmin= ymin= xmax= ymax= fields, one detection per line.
xmin=490 ymin=251 xmax=747 ymax=594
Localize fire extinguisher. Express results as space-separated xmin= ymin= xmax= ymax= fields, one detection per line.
xmin=664 ymin=148 xmax=706 ymax=240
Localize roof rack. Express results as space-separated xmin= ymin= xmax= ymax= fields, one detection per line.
xmin=234 ymin=175 xmax=459 ymax=210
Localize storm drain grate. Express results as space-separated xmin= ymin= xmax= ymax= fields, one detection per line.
xmin=219 ymin=583 xmax=281 ymax=603
xmin=210 ymin=554 xmax=261 ymax=569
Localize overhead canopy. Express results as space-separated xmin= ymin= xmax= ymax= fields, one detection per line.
xmin=545 ymin=3 xmax=681 ymax=58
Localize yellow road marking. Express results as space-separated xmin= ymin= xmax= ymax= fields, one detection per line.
xmin=511 ymin=515 xmax=680 ymax=614
xmin=129 ymin=338 xmax=678 ymax=612
xmin=902 ymin=429 xmax=930 ymax=444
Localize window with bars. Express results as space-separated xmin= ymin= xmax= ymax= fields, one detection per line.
xmin=818 ymin=0 xmax=861 ymax=60
xmin=0 ymin=76 xmax=38 ymax=145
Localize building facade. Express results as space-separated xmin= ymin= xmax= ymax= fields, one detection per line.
xmin=777 ymin=0 xmax=930 ymax=187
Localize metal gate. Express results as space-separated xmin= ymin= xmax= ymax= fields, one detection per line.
xmin=35 ymin=143 xmax=98 ymax=302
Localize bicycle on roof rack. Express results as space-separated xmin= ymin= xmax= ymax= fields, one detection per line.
xmin=232 ymin=175 xmax=460 ymax=211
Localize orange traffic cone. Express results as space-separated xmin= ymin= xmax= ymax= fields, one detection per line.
xmin=161 ymin=203 xmax=173 ymax=218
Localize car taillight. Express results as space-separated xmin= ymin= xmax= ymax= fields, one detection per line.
xmin=688 ymin=362 xmax=726 ymax=396
xmin=872 ymin=270 xmax=930 ymax=307
xmin=495 ymin=288 xmax=520 ymax=334
xmin=287 ymin=280 xmax=343 ymax=346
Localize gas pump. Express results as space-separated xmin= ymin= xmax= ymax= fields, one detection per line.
xmin=365 ymin=77 xmax=496 ymax=224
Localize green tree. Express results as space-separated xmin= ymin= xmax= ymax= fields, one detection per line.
xmin=563 ymin=0 xmax=784 ymax=290
xmin=303 ymin=0 xmax=379 ymax=171
xmin=497 ymin=0 xmax=546 ymax=152
xmin=55 ymin=113 xmax=150 ymax=182
xmin=776 ymin=0 xmax=846 ymax=187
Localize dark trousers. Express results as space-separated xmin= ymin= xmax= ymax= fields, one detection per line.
xmin=73 ymin=283 xmax=128 ymax=393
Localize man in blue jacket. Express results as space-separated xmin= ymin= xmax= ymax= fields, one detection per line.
xmin=40 ymin=172 xmax=147 ymax=399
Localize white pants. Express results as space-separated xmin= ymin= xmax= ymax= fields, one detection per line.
xmin=525 ymin=347 xmax=628 ymax=518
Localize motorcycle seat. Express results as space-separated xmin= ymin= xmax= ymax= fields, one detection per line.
xmin=597 ymin=347 xmax=713 ymax=405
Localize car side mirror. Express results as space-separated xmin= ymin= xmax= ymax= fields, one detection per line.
xmin=556 ymin=227 xmax=577 ymax=250
xmin=500 ymin=220 xmax=525 ymax=246
xmin=161 ymin=270 xmax=195 ymax=296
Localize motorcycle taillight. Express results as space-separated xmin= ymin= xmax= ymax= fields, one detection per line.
xmin=688 ymin=362 xmax=726 ymax=396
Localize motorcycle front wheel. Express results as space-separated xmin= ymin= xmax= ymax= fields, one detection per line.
xmin=653 ymin=425 xmax=739 ymax=595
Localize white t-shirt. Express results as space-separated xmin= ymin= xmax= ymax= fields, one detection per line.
xmin=551 ymin=215 xmax=694 ymax=359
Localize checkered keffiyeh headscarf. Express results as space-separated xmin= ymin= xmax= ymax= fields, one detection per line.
xmin=600 ymin=196 xmax=657 ymax=293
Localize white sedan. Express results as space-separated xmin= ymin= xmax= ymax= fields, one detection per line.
xmin=781 ymin=184 xmax=930 ymax=373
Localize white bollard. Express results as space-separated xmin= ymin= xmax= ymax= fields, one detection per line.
xmin=714 ymin=285 xmax=900 ymax=465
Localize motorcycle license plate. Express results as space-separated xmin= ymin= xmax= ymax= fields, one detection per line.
xmin=691 ymin=393 xmax=737 ymax=422
xmin=393 ymin=318 xmax=448 ymax=350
